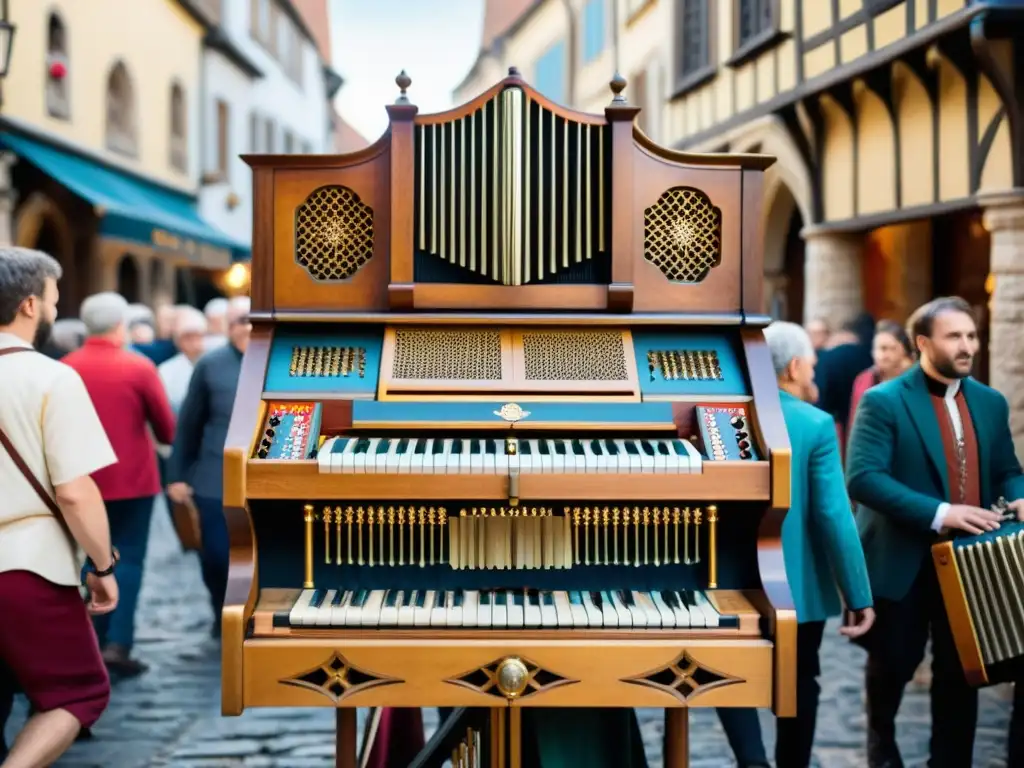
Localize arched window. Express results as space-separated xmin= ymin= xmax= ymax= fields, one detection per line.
xmin=169 ymin=82 xmax=187 ymax=172
xmin=45 ymin=12 xmax=69 ymax=119
xmin=105 ymin=61 xmax=137 ymax=156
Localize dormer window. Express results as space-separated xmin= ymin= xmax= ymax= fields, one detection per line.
xmin=46 ymin=13 xmax=69 ymax=119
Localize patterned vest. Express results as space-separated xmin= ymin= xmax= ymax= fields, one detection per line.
xmin=926 ymin=376 xmax=981 ymax=507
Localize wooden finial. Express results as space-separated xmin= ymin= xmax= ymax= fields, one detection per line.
xmin=609 ymin=72 xmax=627 ymax=104
xmin=508 ymin=65 xmax=521 ymax=78
xmin=395 ymin=70 xmax=412 ymax=103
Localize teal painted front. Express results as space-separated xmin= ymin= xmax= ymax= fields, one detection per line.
xmin=352 ymin=400 xmax=675 ymax=427
xmin=631 ymin=329 xmax=749 ymax=397
xmin=951 ymin=520 xmax=1024 ymax=550
xmin=265 ymin=327 xmax=384 ymax=394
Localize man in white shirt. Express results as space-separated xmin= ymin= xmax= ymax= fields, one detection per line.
xmin=158 ymin=306 xmax=208 ymax=414
xmin=0 ymin=247 xmax=120 ymax=768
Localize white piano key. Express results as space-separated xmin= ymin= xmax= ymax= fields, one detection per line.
xmin=580 ymin=440 xmax=596 ymax=473
xmin=638 ymin=444 xmax=655 ymax=473
xmin=633 ymin=591 xmax=662 ymax=628
xmin=663 ymin=591 xmax=691 ymax=627
xmin=451 ymin=440 xmax=468 ymax=473
xmin=571 ymin=442 xmax=587 ymax=472
xmin=483 ymin=442 xmax=497 ymax=473
xmin=518 ymin=444 xmax=537 ymax=473
xmin=491 ymin=591 xmax=508 ymax=628
xmin=360 ymin=590 xmax=386 ymax=626
xmin=378 ymin=590 xmax=401 ymax=626
xmin=523 ymin=591 xmax=542 ymax=627
xmin=552 ymin=591 xmax=574 ymax=628
xmin=693 ymin=591 xmax=720 ymax=628
xmin=343 ymin=591 xmax=366 ymax=626
xmin=649 ymin=441 xmax=667 ymax=473
xmin=679 ymin=591 xmax=705 ymax=628
xmin=476 ymin=592 xmax=492 ymax=627
xmin=505 ymin=441 xmax=519 ymax=475
xmin=651 ymin=590 xmax=676 ymax=627
xmin=551 ymin=442 xmax=567 ymax=472
xmin=409 ymin=440 xmax=426 ymax=473
xmin=538 ymin=441 xmax=554 ymax=473
xmin=366 ymin=438 xmax=385 ymax=474
xmin=594 ymin=441 xmax=612 ymax=472
xmin=397 ymin=591 xmax=419 ymax=626
xmin=448 ymin=590 xmax=464 ymax=627
xmin=415 ymin=590 xmax=436 ymax=626
xmin=314 ymin=589 xmax=338 ymax=626
xmin=679 ymin=438 xmax=703 ymax=474
xmin=462 ymin=590 xmax=479 ymax=627
xmin=581 ymin=591 xmax=603 ymax=627
xmin=624 ymin=592 xmax=648 ymax=628
xmin=539 ymin=592 xmax=558 ymax=627
xmin=567 ymin=592 xmax=589 ymax=627
xmin=506 ymin=591 xmax=525 ymax=627
xmin=289 ymin=589 xmax=315 ymax=626
xmin=384 ymin=440 xmax=402 ymax=473
xmin=336 ymin=438 xmax=359 ymax=474
xmin=430 ymin=591 xmax=450 ymax=627
xmin=596 ymin=591 xmax=618 ymax=627
xmin=420 ymin=439 xmax=436 ymax=474
xmin=470 ymin=440 xmax=485 ymax=473
xmin=440 ymin=439 xmax=457 ymax=474
xmin=330 ymin=590 xmax=352 ymax=626
xmin=609 ymin=590 xmax=632 ymax=627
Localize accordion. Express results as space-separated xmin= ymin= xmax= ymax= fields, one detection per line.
xmin=933 ymin=499 xmax=1024 ymax=686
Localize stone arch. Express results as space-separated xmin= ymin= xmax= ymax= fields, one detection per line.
xmin=729 ymin=115 xmax=814 ymax=228
xmin=14 ymin=192 xmax=78 ymax=313
xmin=117 ymin=253 xmax=142 ymax=303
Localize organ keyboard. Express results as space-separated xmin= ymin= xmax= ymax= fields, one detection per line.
xmin=223 ymin=70 xmax=795 ymax=768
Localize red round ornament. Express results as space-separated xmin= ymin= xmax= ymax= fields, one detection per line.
xmin=49 ymin=59 xmax=67 ymax=79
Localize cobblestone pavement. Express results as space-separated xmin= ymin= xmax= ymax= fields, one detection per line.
xmin=5 ymin=499 xmax=1014 ymax=767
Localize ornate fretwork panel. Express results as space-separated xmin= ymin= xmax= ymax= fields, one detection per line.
xmin=521 ymin=330 xmax=628 ymax=381
xmin=622 ymin=651 xmax=741 ymax=703
xmin=289 ymin=346 xmax=366 ymax=378
xmin=413 ymin=87 xmax=610 ymax=286
xmin=643 ymin=187 xmax=722 ymax=283
xmin=280 ymin=651 xmax=400 ymax=703
xmin=446 ymin=656 xmax=576 ymax=701
xmin=645 ymin=349 xmax=723 ymax=382
xmin=294 ymin=185 xmax=374 ymax=281
xmin=392 ymin=328 xmax=504 ymax=380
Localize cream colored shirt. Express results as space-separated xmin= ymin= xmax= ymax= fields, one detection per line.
xmin=0 ymin=332 xmax=118 ymax=586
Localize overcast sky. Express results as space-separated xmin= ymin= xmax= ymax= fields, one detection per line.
xmin=330 ymin=0 xmax=485 ymax=142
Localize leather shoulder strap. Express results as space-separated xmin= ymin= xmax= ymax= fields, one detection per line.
xmin=0 ymin=346 xmax=68 ymax=526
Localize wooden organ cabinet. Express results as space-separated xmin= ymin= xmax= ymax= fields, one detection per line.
xmin=223 ymin=69 xmax=795 ymax=768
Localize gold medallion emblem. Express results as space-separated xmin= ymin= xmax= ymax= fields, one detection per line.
xmin=495 ymin=657 xmax=530 ymax=699
xmin=494 ymin=403 xmax=530 ymax=423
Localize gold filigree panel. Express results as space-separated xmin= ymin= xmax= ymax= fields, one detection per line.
xmin=280 ymin=651 xmax=400 ymax=704
xmin=645 ymin=349 xmax=723 ymax=382
xmin=392 ymin=329 xmax=504 ymax=380
xmin=644 ymin=187 xmax=722 ymax=283
xmin=289 ymin=346 xmax=366 ymax=378
xmin=446 ymin=656 xmax=577 ymax=701
xmin=622 ymin=651 xmax=741 ymax=704
xmin=521 ymin=330 xmax=628 ymax=381
xmin=295 ymin=185 xmax=374 ymax=281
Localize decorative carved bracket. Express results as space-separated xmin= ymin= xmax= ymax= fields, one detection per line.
xmin=280 ymin=651 xmax=401 ymax=704
xmin=622 ymin=650 xmax=742 ymax=704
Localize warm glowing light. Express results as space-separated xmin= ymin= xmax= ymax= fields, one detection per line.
xmin=224 ymin=262 xmax=250 ymax=290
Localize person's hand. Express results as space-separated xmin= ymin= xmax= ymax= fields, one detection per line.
xmin=85 ymin=572 xmax=119 ymax=615
xmin=839 ymin=606 xmax=875 ymax=638
xmin=1007 ymin=498 xmax=1024 ymax=522
xmin=943 ymin=504 xmax=1002 ymax=535
xmin=167 ymin=482 xmax=193 ymax=504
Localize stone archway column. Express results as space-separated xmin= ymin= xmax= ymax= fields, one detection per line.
xmin=800 ymin=228 xmax=865 ymax=328
xmin=982 ymin=192 xmax=1024 ymax=459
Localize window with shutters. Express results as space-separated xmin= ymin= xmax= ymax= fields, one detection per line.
xmin=105 ymin=61 xmax=137 ymax=157
xmin=677 ymin=0 xmax=710 ymax=78
xmin=216 ymin=100 xmax=230 ymax=180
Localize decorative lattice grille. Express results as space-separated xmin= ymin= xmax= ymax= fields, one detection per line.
xmin=289 ymin=346 xmax=366 ymax=378
xmin=643 ymin=187 xmax=722 ymax=283
xmin=521 ymin=331 xmax=628 ymax=381
xmin=392 ymin=329 xmax=503 ymax=380
xmin=294 ymin=186 xmax=374 ymax=281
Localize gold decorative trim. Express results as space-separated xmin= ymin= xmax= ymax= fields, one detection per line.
xmin=445 ymin=655 xmax=577 ymax=701
xmin=622 ymin=650 xmax=742 ymax=703
xmin=280 ymin=651 xmax=401 ymax=703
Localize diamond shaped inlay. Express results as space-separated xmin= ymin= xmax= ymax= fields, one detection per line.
xmin=446 ymin=656 xmax=577 ymax=701
xmin=622 ymin=651 xmax=742 ymax=703
xmin=280 ymin=651 xmax=401 ymax=703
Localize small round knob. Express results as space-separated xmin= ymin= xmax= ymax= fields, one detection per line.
xmin=395 ymin=70 xmax=412 ymax=103
xmin=609 ymin=73 xmax=627 ymax=103
xmin=495 ymin=657 xmax=530 ymax=699
xmin=508 ymin=65 xmax=521 ymax=78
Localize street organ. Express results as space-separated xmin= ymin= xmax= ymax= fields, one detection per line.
xmin=223 ymin=69 xmax=795 ymax=768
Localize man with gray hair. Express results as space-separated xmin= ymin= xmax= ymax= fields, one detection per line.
xmin=0 ymin=247 xmax=119 ymax=766
xmin=158 ymin=306 xmax=209 ymax=414
xmin=64 ymin=292 xmax=176 ymax=677
xmin=716 ymin=321 xmax=874 ymax=768
xmin=202 ymin=297 xmax=229 ymax=350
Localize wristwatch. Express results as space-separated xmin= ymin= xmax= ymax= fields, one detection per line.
xmin=89 ymin=547 xmax=120 ymax=577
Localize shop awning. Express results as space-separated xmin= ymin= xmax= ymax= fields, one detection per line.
xmin=1 ymin=131 xmax=250 ymax=266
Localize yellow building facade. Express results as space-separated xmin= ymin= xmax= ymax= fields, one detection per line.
xmin=0 ymin=0 xmax=241 ymax=312
xmin=455 ymin=0 xmax=1024 ymax=456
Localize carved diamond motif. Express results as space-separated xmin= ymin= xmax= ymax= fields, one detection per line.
xmin=446 ymin=656 xmax=576 ymax=701
xmin=622 ymin=651 xmax=741 ymax=703
xmin=280 ymin=651 xmax=401 ymax=703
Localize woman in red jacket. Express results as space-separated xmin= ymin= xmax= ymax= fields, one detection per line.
xmin=847 ymin=319 xmax=914 ymax=431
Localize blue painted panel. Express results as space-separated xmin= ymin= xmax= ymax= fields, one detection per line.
xmin=632 ymin=330 xmax=749 ymax=397
xmin=265 ymin=327 xmax=384 ymax=394
xmin=259 ymin=402 xmax=321 ymax=460
xmin=353 ymin=400 xmax=675 ymax=426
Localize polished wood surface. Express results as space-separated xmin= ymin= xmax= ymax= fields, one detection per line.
xmin=932 ymin=540 xmax=988 ymax=686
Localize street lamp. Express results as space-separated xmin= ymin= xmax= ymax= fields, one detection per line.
xmin=0 ymin=0 xmax=14 ymax=79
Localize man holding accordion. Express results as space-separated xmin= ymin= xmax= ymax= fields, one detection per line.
xmin=846 ymin=295 xmax=1024 ymax=768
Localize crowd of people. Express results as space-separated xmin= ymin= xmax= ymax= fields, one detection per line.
xmin=1 ymin=240 xmax=1024 ymax=768
xmin=0 ymin=247 xmax=249 ymax=767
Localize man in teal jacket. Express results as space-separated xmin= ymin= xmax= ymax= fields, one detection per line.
xmin=718 ymin=321 xmax=874 ymax=768
xmin=846 ymin=296 xmax=1024 ymax=768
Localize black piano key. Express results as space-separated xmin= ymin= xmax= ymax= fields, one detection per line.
xmin=589 ymin=591 xmax=604 ymax=609
xmin=354 ymin=438 xmax=370 ymax=453
xmin=526 ymin=589 xmax=540 ymax=607
xmin=553 ymin=441 xmax=567 ymax=455
xmin=396 ymin=437 xmax=409 ymax=453
xmin=618 ymin=589 xmax=635 ymax=606
xmin=640 ymin=440 xmax=655 ymax=456
xmin=590 ymin=439 xmax=604 ymax=455
xmin=331 ymin=438 xmax=350 ymax=454
xmin=661 ymin=590 xmax=679 ymax=609
xmin=671 ymin=440 xmax=688 ymax=456
xmin=273 ymin=611 xmax=290 ymax=627
xmin=376 ymin=438 xmax=391 ymax=454
xmin=485 ymin=439 xmax=497 ymax=454
xmin=432 ymin=440 xmax=445 ymax=455
xmin=512 ymin=591 xmax=525 ymax=607
xmin=624 ymin=441 xmax=639 ymax=455
xmin=569 ymin=591 xmax=584 ymax=607
xmin=416 ymin=591 xmax=429 ymax=608
xmin=309 ymin=589 xmax=327 ymax=609
xmin=470 ymin=439 xmax=481 ymax=454
xmin=570 ymin=439 xmax=585 ymax=455
xmin=656 ymin=441 xmax=670 ymax=455
xmin=414 ymin=439 xmax=427 ymax=455
xmin=541 ymin=591 xmax=555 ymax=607
xmin=451 ymin=438 xmax=463 ymax=454
xmin=453 ymin=590 xmax=464 ymax=607
xmin=520 ymin=440 xmax=532 ymax=455
xmin=406 ymin=590 xmax=419 ymax=606
xmin=332 ymin=590 xmax=346 ymax=607
xmin=351 ymin=590 xmax=369 ymax=608
xmin=384 ymin=590 xmax=400 ymax=608
xmin=604 ymin=439 xmax=619 ymax=454
xmin=480 ymin=591 xmax=491 ymax=605
xmin=538 ymin=440 xmax=551 ymax=455
xmin=494 ymin=591 xmax=507 ymax=606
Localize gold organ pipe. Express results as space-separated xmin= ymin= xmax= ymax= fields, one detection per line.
xmin=708 ymin=504 xmax=718 ymax=589
xmin=481 ymin=105 xmax=488 ymax=280
xmin=439 ymin=123 xmax=446 ymax=257
xmin=470 ymin=112 xmax=476 ymax=273
xmin=303 ymin=503 xmax=314 ymax=589
xmin=460 ymin=117 xmax=467 ymax=268
xmin=585 ymin=124 xmax=591 ymax=262
xmin=562 ymin=117 xmax=569 ymax=269
xmin=524 ymin=96 xmax=531 ymax=285
xmin=507 ymin=88 xmax=523 ymax=286
xmin=501 ymin=91 xmax=510 ymax=285
xmin=550 ymin=109 xmax=556 ymax=275
xmin=575 ymin=121 xmax=582 ymax=265
xmin=492 ymin=99 xmax=499 ymax=282
xmin=536 ymin=103 xmax=544 ymax=280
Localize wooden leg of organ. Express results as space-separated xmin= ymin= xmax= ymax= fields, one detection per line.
xmin=336 ymin=709 xmax=356 ymax=768
xmin=663 ymin=709 xmax=690 ymax=768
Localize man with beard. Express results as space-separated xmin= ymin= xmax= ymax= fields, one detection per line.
xmin=0 ymin=247 xmax=120 ymax=766
xmin=846 ymin=296 xmax=1024 ymax=767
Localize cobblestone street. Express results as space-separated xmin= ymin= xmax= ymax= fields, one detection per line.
xmin=6 ymin=499 xmax=1014 ymax=767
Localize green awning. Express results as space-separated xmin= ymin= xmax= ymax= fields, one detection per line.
xmin=1 ymin=131 xmax=250 ymax=265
